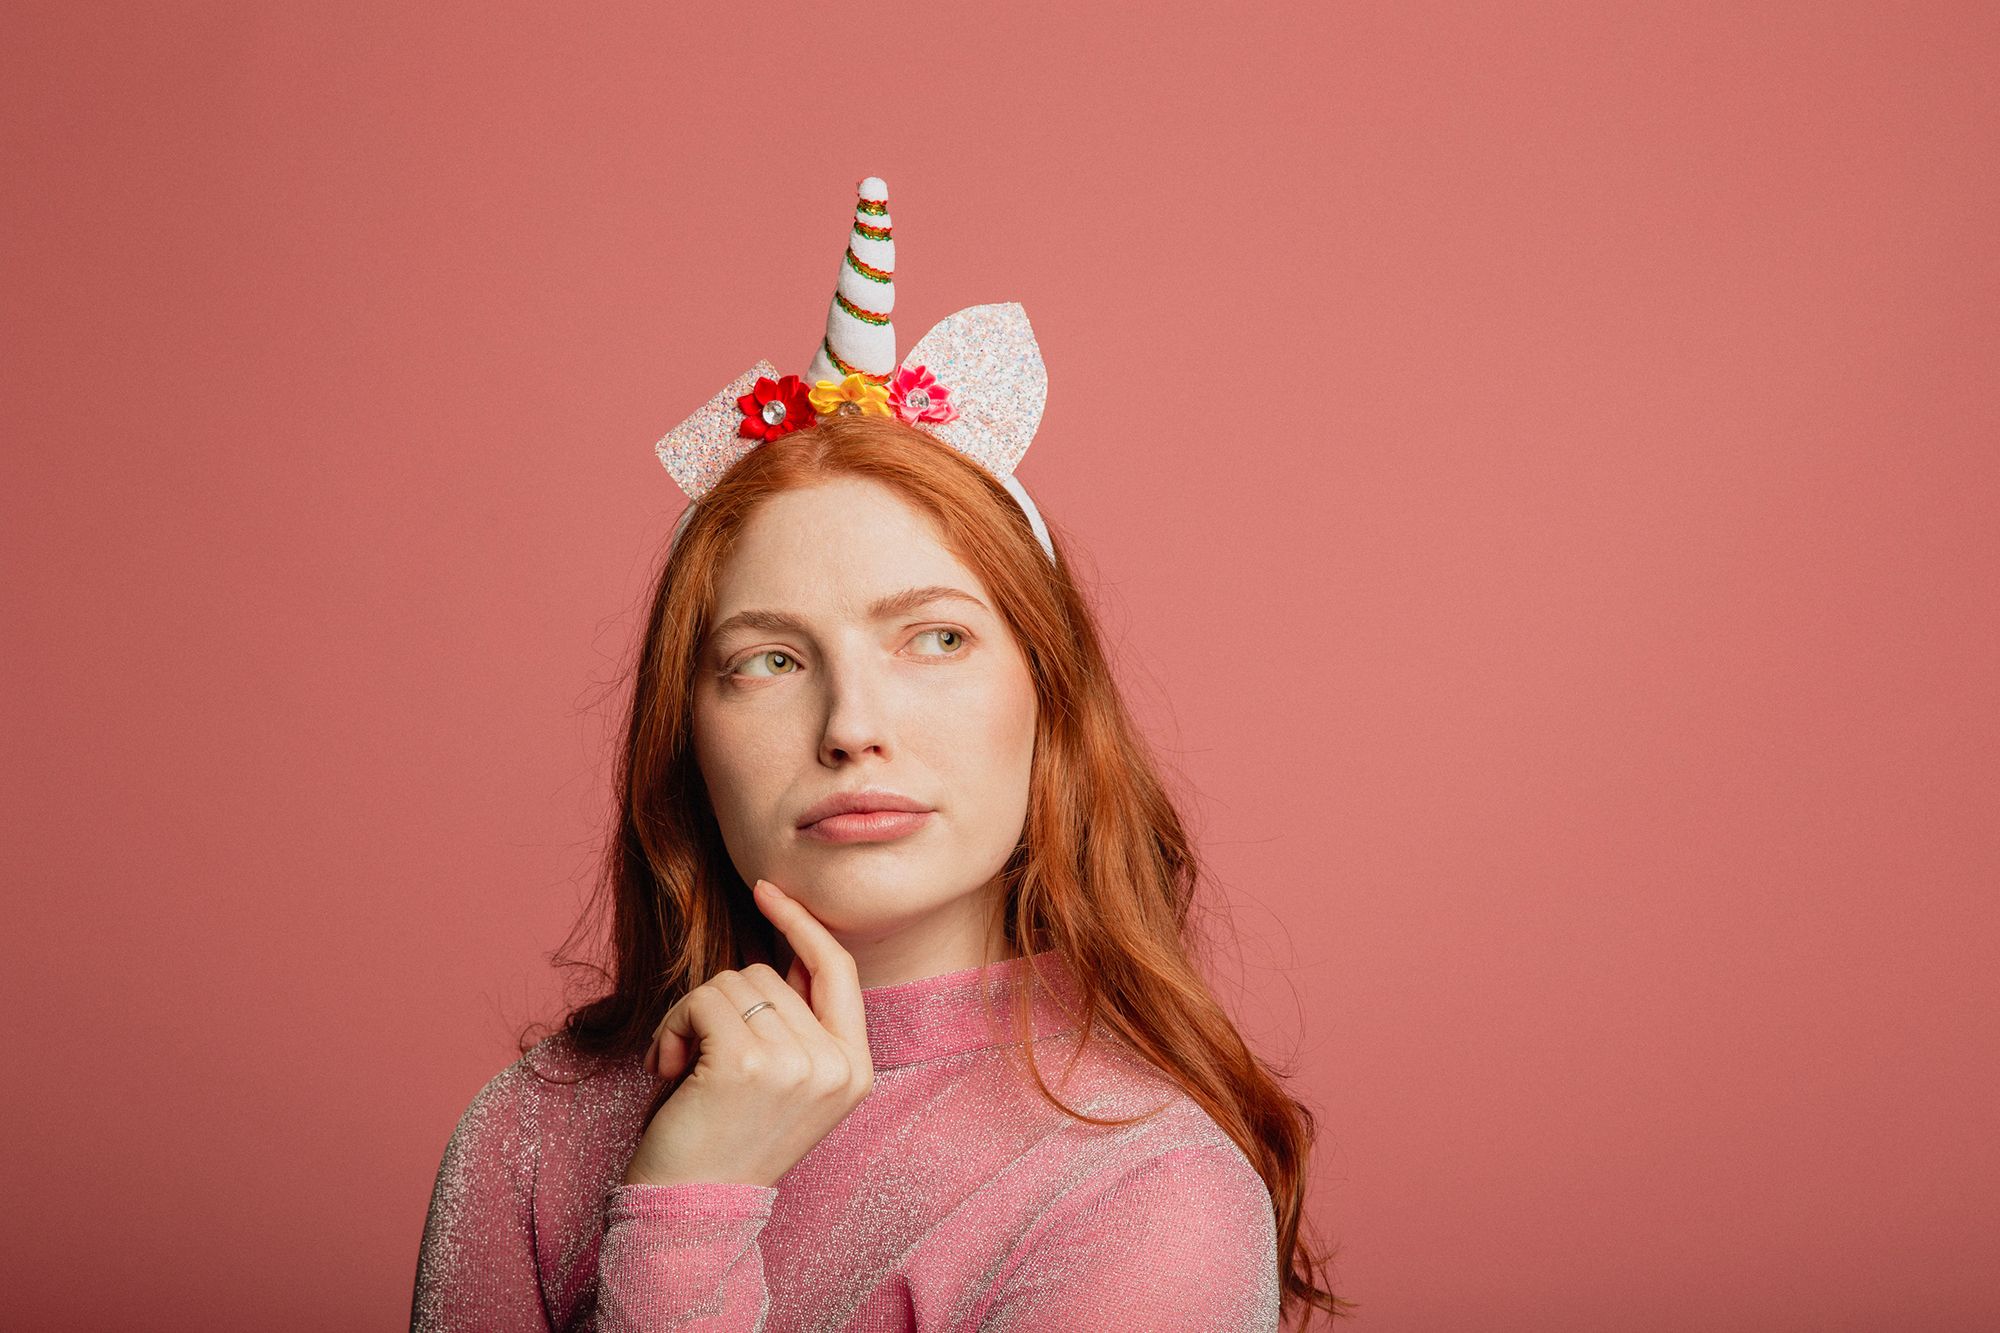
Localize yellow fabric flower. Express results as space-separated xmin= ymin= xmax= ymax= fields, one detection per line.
xmin=808 ymin=373 xmax=893 ymax=418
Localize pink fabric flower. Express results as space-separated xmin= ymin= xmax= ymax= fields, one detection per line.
xmin=887 ymin=364 xmax=961 ymax=426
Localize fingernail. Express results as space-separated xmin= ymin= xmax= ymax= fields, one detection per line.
xmin=759 ymin=879 xmax=785 ymax=898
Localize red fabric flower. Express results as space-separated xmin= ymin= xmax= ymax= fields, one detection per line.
xmin=887 ymin=364 xmax=960 ymax=426
xmin=737 ymin=374 xmax=817 ymax=441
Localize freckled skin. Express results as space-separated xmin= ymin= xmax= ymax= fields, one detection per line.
xmin=691 ymin=477 xmax=1038 ymax=989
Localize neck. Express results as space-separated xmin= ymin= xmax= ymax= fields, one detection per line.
xmin=856 ymin=946 xmax=1082 ymax=1070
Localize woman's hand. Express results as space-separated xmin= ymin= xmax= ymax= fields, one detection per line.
xmin=620 ymin=878 xmax=875 ymax=1189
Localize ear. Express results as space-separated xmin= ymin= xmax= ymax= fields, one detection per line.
xmin=899 ymin=303 xmax=1047 ymax=480
xmin=654 ymin=358 xmax=781 ymax=500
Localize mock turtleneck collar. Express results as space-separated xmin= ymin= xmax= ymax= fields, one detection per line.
xmin=859 ymin=947 xmax=1085 ymax=1071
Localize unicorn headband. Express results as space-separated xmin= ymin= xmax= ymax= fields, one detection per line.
xmin=653 ymin=175 xmax=1056 ymax=561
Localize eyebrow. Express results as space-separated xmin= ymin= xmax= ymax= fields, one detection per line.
xmin=704 ymin=585 xmax=992 ymax=648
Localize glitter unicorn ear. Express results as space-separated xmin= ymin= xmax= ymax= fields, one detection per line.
xmin=653 ymin=176 xmax=1056 ymax=560
xmin=896 ymin=302 xmax=1047 ymax=483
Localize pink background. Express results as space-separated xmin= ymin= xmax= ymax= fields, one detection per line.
xmin=4 ymin=2 xmax=1995 ymax=1328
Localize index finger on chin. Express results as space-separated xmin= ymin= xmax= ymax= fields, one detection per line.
xmin=755 ymin=880 xmax=867 ymax=1049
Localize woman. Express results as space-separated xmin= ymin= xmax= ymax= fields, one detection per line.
xmin=411 ymin=178 xmax=1352 ymax=1331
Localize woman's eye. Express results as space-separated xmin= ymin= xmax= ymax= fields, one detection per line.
xmin=732 ymin=650 xmax=798 ymax=677
xmin=729 ymin=630 xmax=967 ymax=678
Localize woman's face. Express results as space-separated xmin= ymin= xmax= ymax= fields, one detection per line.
xmin=690 ymin=476 xmax=1038 ymax=983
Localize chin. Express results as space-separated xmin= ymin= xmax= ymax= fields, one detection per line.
xmin=776 ymin=856 xmax=962 ymax=918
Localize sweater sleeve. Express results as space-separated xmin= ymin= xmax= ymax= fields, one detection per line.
xmin=410 ymin=1061 xmax=553 ymax=1332
xmin=976 ymin=1143 xmax=1283 ymax=1333
xmin=592 ymin=1181 xmax=782 ymax=1332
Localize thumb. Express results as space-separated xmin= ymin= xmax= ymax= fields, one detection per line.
xmin=785 ymin=955 xmax=812 ymax=1005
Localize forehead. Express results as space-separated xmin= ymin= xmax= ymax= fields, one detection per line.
xmin=709 ymin=477 xmax=990 ymax=613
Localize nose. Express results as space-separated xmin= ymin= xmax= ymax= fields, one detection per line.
xmin=816 ymin=654 xmax=896 ymax=767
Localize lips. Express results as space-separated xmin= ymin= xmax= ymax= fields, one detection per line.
xmin=797 ymin=808 xmax=934 ymax=844
xmin=795 ymin=786 xmax=934 ymax=830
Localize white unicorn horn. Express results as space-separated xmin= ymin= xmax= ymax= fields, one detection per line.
xmin=804 ymin=176 xmax=896 ymax=386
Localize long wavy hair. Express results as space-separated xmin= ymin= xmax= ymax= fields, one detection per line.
xmin=521 ymin=412 xmax=1354 ymax=1324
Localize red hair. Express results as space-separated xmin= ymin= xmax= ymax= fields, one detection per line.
xmin=526 ymin=413 xmax=1355 ymax=1324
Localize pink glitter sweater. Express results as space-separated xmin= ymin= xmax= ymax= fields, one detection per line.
xmin=411 ymin=948 xmax=1283 ymax=1331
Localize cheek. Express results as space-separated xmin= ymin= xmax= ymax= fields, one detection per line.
xmin=691 ymin=699 xmax=780 ymax=831
xmin=949 ymin=664 xmax=1037 ymax=794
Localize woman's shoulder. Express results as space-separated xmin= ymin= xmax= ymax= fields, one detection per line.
xmin=431 ymin=1029 xmax=657 ymax=1214
xmin=1022 ymin=1028 xmax=1267 ymax=1183
xmin=417 ymin=1032 xmax=657 ymax=1328
xmin=516 ymin=1025 xmax=623 ymax=1080
xmin=994 ymin=1034 xmax=1281 ymax=1299
xmin=449 ymin=1028 xmax=649 ymax=1137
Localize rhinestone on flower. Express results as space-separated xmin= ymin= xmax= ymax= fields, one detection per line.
xmin=736 ymin=373 xmax=816 ymax=442
xmin=809 ymin=372 xmax=893 ymax=419
xmin=887 ymin=363 xmax=960 ymax=426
